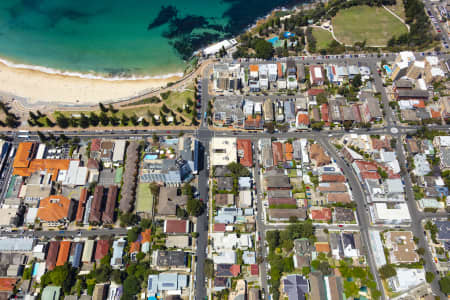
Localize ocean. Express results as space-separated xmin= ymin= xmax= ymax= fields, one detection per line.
xmin=0 ymin=0 xmax=300 ymax=78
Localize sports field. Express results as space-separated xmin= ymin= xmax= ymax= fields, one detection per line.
xmin=312 ymin=27 xmax=334 ymax=49
xmin=332 ymin=5 xmax=408 ymax=46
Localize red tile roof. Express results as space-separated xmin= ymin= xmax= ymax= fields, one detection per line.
xmin=308 ymin=88 xmax=325 ymax=96
xmin=214 ymin=223 xmax=226 ymax=232
xmin=320 ymin=174 xmax=346 ymax=183
xmin=0 ymin=278 xmax=17 ymax=292
xmin=310 ymin=208 xmax=332 ymax=221
xmin=272 ymin=142 xmax=284 ymax=165
xmin=321 ymin=104 xmax=329 ymax=122
xmin=90 ymin=139 xmax=101 ymax=152
xmin=430 ymin=109 xmax=441 ymax=119
xmin=413 ymin=100 xmax=426 ymax=108
xmin=230 ymin=264 xmax=241 ymax=277
xmin=315 ymin=242 xmax=330 ymax=253
xmin=327 ymin=193 xmax=351 ymax=203
xmin=129 ymin=241 xmax=140 ymax=254
xmin=297 ymin=113 xmax=310 ymax=125
xmin=56 ymin=241 xmax=71 ymax=266
xmin=361 ymin=171 xmax=381 ymax=180
xmin=237 ymin=139 xmax=253 ymax=167
xmin=76 ymin=188 xmax=88 ymax=223
xmin=46 ymin=241 xmax=59 ymax=271
xmin=250 ymin=264 xmax=259 ymax=276
xmin=164 ymin=220 xmax=188 ymax=234
xmin=354 ymin=160 xmax=378 ymax=172
xmin=95 ymin=240 xmax=110 ymax=261
xmin=141 ymin=228 xmax=152 ymax=244
xmin=38 ymin=195 xmax=72 ymax=223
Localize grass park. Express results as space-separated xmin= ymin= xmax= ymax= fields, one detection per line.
xmin=332 ymin=5 xmax=408 ymax=47
xmin=312 ymin=27 xmax=335 ymax=50
xmin=29 ymin=85 xmax=198 ymax=128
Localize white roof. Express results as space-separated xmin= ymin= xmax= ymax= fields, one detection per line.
xmin=36 ymin=144 xmax=46 ymax=159
xmin=25 ymin=207 xmax=38 ymax=224
xmin=372 ymin=203 xmax=411 ymax=222
xmin=113 ymin=140 xmax=126 ymax=162
xmin=386 ymin=179 xmax=404 ymax=194
xmin=431 ymin=67 xmax=445 ymax=77
xmin=425 ymin=56 xmax=439 ymax=66
xmin=392 ymin=268 xmax=425 ymax=292
xmin=417 ymin=78 xmax=427 ymax=90
xmin=210 ymin=137 xmax=237 ymax=166
xmin=213 ymin=250 xmax=236 ymax=264
xmin=203 ymin=39 xmax=237 ymax=55
xmin=399 ymin=51 xmax=415 ymax=63
xmin=436 ymin=136 xmax=450 ymax=147
xmin=0 ymin=238 xmax=34 ymax=251
xmin=62 ymin=161 xmax=88 ymax=186
xmin=211 ymin=233 xmax=252 ymax=251
xmin=412 ymin=60 xmax=425 ymax=68
xmin=267 ymin=64 xmax=277 ymax=75
xmin=313 ymin=67 xmax=323 ymax=79
xmin=369 ymin=230 xmax=387 ymax=267
xmin=239 ymin=190 xmax=252 ymax=208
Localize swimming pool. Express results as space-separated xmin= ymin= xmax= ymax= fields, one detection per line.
xmin=267 ymin=36 xmax=279 ymax=45
xmin=284 ymin=31 xmax=295 ymax=38
xmin=383 ymin=65 xmax=392 ymax=75
xmin=144 ymin=154 xmax=158 ymax=160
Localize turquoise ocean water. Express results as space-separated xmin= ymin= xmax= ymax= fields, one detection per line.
xmin=0 ymin=0 xmax=300 ymax=78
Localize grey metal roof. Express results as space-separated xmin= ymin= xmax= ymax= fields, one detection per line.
xmin=0 ymin=238 xmax=34 ymax=251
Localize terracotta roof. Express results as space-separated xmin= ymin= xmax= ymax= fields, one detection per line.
xmin=249 ymin=65 xmax=259 ymax=72
xmin=46 ymin=241 xmax=59 ymax=271
xmin=13 ymin=142 xmax=36 ymax=169
xmin=56 ymin=241 xmax=71 ymax=266
xmin=320 ymin=174 xmax=345 ymax=183
xmin=354 ymin=160 xmax=378 ymax=172
xmin=321 ymin=104 xmax=329 ymax=122
xmin=165 ymin=220 xmax=188 ymax=234
xmin=214 ymin=223 xmax=226 ymax=232
xmin=87 ymin=158 xmax=100 ymax=170
xmin=141 ymin=228 xmax=152 ymax=244
xmin=76 ymin=188 xmax=88 ymax=222
xmin=327 ymin=193 xmax=351 ymax=203
xmin=309 ymin=144 xmax=331 ymax=166
xmin=0 ymin=278 xmax=17 ymax=292
xmin=237 ymin=139 xmax=253 ymax=167
xmin=129 ymin=241 xmax=140 ymax=254
xmin=308 ymin=88 xmax=325 ymax=96
xmin=230 ymin=264 xmax=241 ymax=277
xmin=95 ymin=240 xmax=110 ymax=261
xmin=297 ymin=113 xmax=310 ymax=125
xmin=430 ymin=109 xmax=441 ymax=118
xmin=361 ymin=171 xmax=381 ymax=180
xmin=13 ymin=158 xmax=71 ymax=181
xmin=317 ymin=183 xmax=347 ymax=193
xmin=90 ymin=139 xmax=101 ymax=152
xmin=284 ymin=143 xmax=293 ymax=161
xmin=272 ymin=142 xmax=284 ymax=165
xmin=89 ymin=185 xmax=104 ymax=223
xmin=310 ymin=208 xmax=332 ymax=221
xmin=370 ymin=137 xmax=392 ymax=151
xmin=37 ymin=195 xmax=72 ymax=222
xmin=315 ymin=242 xmax=330 ymax=253
xmin=413 ymin=100 xmax=426 ymax=108
xmin=250 ymin=264 xmax=259 ymax=276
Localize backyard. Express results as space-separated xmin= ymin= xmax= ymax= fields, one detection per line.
xmin=332 ymin=5 xmax=408 ymax=47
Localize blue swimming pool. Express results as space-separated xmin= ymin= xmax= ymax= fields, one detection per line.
xmin=383 ymin=65 xmax=392 ymax=75
xmin=144 ymin=154 xmax=158 ymax=160
xmin=284 ymin=31 xmax=295 ymax=38
xmin=267 ymin=36 xmax=279 ymax=45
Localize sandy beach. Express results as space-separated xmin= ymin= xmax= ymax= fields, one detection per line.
xmin=0 ymin=61 xmax=182 ymax=107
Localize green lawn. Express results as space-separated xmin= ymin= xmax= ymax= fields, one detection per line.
xmin=312 ymin=27 xmax=334 ymax=49
xmin=332 ymin=5 xmax=408 ymax=46
xmin=136 ymin=183 xmax=154 ymax=213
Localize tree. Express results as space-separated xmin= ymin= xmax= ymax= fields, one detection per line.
xmin=99 ymin=112 xmax=109 ymax=126
xmin=56 ymin=114 xmax=70 ymax=128
xmin=426 ymin=271 xmax=435 ymax=283
xmin=344 ymin=281 xmax=359 ymax=298
xmin=108 ymin=104 xmax=118 ymax=114
xmin=120 ymin=212 xmax=139 ymax=226
xmin=226 ymin=162 xmax=251 ymax=177
xmin=417 ymin=247 xmax=425 ymax=256
xmin=161 ymin=104 xmax=170 ymax=114
xmin=99 ymin=103 xmax=108 ymax=113
xmin=79 ymin=113 xmax=90 ymax=129
xmin=204 ymin=259 xmax=214 ymax=278
xmin=187 ymin=198 xmax=203 ymax=217
xmin=89 ymin=112 xmax=99 ymax=126
xmin=111 ymin=269 xmax=123 ymax=284
xmin=379 ymin=264 xmax=397 ymax=279
xmin=439 ymin=275 xmax=450 ymax=294
xmin=253 ymin=39 xmax=274 ymax=59
xmin=266 ymin=230 xmax=280 ymax=250
xmin=352 ymin=74 xmax=362 ymax=88
xmin=127 ymin=227 xmax=141 ymax=242
xmin=123 ymin=275 xmax=140 ymax=297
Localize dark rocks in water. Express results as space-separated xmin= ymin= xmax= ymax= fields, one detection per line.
xmin=147 ymin=5 xmax=178 ymax=30
xmin=163 ymin=15 xmax=209 ymax=39
xmin=171 ymin=32 xmax=221 ymax=60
